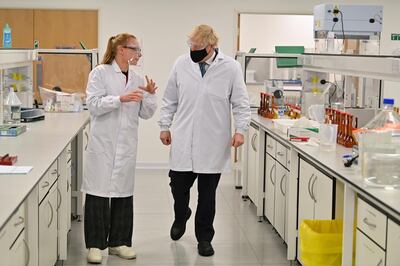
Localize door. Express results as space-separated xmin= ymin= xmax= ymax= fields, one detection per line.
xmin=274 ymin=162 xmax=287 ymax=239
xmin=313 ymin=169 xmax=333 ymax=219
xmin=247 ymin=125 xmax=257 ymax=203
xmin=264 ymin=154 xmax=275 ymax=224
xmin=39 ymin=184 xmax=58 ymax=266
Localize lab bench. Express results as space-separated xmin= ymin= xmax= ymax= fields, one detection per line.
xmin=240 ymin=113 xmax=400 ymax=265
xmin=0 ymin=111 xmax=89 ymax=266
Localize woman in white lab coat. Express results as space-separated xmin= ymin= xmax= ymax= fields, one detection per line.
xmin=81 ymin=33 xmax=157 ymax=264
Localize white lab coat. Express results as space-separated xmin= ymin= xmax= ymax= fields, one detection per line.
xmin=159 ymin=51 xmax=250 ymax=173
xmin=82 ymin=60 xmax=157 ymax=197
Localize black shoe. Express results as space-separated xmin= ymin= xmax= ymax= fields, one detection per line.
xmin=170 ymin=208 xmax=192 ymax=241
xmin=197 ymin=241 xmax=214 ymax=256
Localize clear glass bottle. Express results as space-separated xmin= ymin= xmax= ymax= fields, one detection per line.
xmin=4 ymin=87 xmax=22 ymax=124
xmin=354 ymin=98 xmax=400 ymax=188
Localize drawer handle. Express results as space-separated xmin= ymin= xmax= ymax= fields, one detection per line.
xmin=67 ymin=149 xmax=72 ymax=154
xmin=23 ymin=238 xmax=30 ymax=266
xmin=267 ymin=144 xmax=273 ymax=149
xmin=377 ymin=258 xmax=383 ymax=266
xmin=363 ymin=217 xmax=377 ymax=229
xmin=14 ymin=216 xmax=24 ymax=227
xmin=51 ymin=169 xmax=58 ymax=175
xmin=41 ymin=181 xmax=49 ymax=189
xmin=270 ymin=164 xmax=276 ymax=186
xmin=57 ymin=188 xmax=62 ymax=211
xmin=308 ymin=174 xmax=314 ymax=200
xmin=85 ymin=131 xmax=89 ymax=151
xmin=48 ymin=201 xmax=54 ymax=228
xmin=277 ymin=151 xmax=284 ymax=157
xmin=251 ymin=133 xmax=257 ymax=152
xmin=67 ymin=180 xmax=70 ymax=192
xmin=311 ymin=176 xmax=317 ymax=203
xmin=280 ymin=174 xmax=286 ymax=196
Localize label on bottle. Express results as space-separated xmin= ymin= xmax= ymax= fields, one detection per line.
xmin=3 ymin=32 xmax=11 ymax=47
xmin=10 ymin=106 xmax=20 ymax=120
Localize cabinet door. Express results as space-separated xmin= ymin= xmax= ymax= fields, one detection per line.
xmin=297 ymin=159 xmax=315 ymax=262
xmin=39 ymin=184 xmax=58 ymax=266
xmin=57 ymin=148 xmax=69 ymax=260
xmin=8 ymin=231 xmax=27 ymax=266
xmin=264 ymin=154 xmax=275 ymax=224
xmin=313 ymin=169 xmax=333 ymax=219
xmin=355 ymin=230 xmax=385 ymax=266
xmin=274 ymin=162 xmax=287 ymax=239
xmin=247 ymin=126 xmax=257 ymax=203
xmin=387 ymin=219 xmax=400 ymax=266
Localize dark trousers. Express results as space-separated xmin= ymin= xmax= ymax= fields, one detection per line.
xmin=169 ymin=170 xmax=221 ymax=242
xmin=84 ymin=194 xmax=133 ymax=249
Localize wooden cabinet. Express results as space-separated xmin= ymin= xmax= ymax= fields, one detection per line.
xmin=247 ymin=124 xmax=259 ymax=206
xmin=386 ymin=219 xmax=400 ymax=266
xmin=39 ymin=183 xmax=58 ymax=266
xmin=0 ymin=9 xmax=34 ymax=48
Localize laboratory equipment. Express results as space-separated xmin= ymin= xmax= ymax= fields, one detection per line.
xmin=4 ymin=88 xmax=22 ymax=124
xmin=354 ymin=98 xmax=400 ymax=187
xmin=2 ymin=23 xmax=12 ymax=48
xmin=313 ymin=4 xmax=383 ymax=54
xmin=21 ymin=108 xmax=45 ymax=122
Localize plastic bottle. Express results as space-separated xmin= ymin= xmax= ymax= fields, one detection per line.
xmin=354 ymin=98 xmax=400 ymax=188
xmin=4 ymin=88 xmax=21 ymax=124
xmin=3 ymin=23 xmax=12 ymax=48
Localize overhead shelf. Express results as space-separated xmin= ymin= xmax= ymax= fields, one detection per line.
xmin=299 ymin=53 xmax=400 ymax=82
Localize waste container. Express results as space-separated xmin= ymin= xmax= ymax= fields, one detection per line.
xmin=299 ymin=220 xmax=343 ymax=266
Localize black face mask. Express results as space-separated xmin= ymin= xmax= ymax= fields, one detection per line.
xmin=190 ymin=48 xmax=208 ymax=63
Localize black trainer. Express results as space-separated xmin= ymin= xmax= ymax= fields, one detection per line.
xmin=170 ymin=208 xmax=192 ymax=240
xmin=197 ymin=241 xmax=214 ymax=256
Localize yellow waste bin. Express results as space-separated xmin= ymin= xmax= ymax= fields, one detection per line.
xmin=299 ymin=220 xmax=343 ymax=266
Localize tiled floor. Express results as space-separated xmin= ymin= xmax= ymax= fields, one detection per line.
xmin=59 ymin=170 xmax=297 ymax=266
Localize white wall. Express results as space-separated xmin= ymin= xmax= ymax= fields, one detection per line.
xmin=239 ymin=14 xmax=314 ymax=53
xmin=1 ymin=0 xmax=400 ymax=167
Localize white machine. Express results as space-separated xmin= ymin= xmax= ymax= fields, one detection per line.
xmin=314 ymin=4 xmax=383 ymax=38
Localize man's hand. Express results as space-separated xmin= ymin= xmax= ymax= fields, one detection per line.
xmin=139 ymin=75 xmax=158 ymax=94
xmin=160 ymin=131 xmax=171 ymax=145
xmin=231 ymin=133 xmax=244 ymax=148
xmin=120 ymin=89 xmax=143 ymax=102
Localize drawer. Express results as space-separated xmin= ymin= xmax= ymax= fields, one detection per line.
xmin=0 ymin=203 xmax=25 ymax=250
xmin=266 ymin=135 xmax=276 ymax=157
xmin=386 ymin=219 xmax=400 ymax=266
xmin=355 ymin=230 xmax=385 ymax=266
xmin=357 ymin=198 xmax=387 ymax=248
xmin=39 ymin=160 xmax=58 ymax=203
xmin=276 ymin=142 xmax=287 ymax=167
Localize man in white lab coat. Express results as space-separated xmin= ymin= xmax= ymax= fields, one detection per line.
xmin=159 ymin=24 xmax=250 ymax=256
xmin=82 ymin=33 xmax=157 ymax=264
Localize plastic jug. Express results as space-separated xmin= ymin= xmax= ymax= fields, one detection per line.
xmin=3 ymin=23 xmax=12 ymax=48
xmin=4 ymin=88 xmax=21 ymax=124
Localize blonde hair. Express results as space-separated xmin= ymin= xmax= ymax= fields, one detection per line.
xmin=188 ymin=24 xmax=219 ymax=46
xmin=101 ymin=33 xmax=136 ymax=64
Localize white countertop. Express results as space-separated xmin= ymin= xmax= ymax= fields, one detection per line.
xmin=0 ymin=112 xmax=90 ymax=231
xmin=251 ymin=114 xmax=400 ymax=221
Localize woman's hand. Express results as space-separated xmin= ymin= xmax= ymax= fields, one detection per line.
xmin=120 ymin=89 xmax=143 ymax=102
xmin=139 ymin=75 xmax=158 ymax=94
